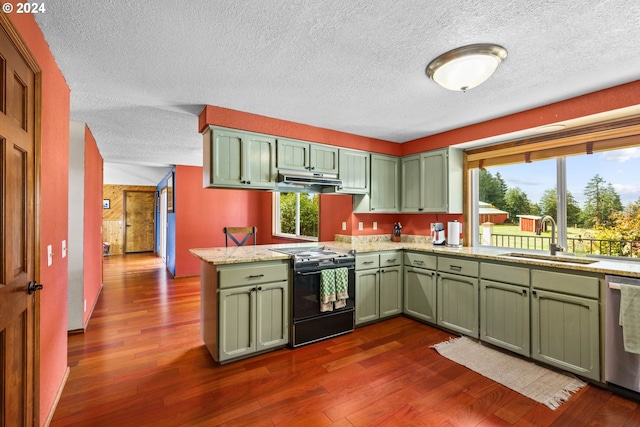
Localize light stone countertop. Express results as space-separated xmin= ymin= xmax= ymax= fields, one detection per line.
xmin=190 ymin=240 xmax=640 ymax=277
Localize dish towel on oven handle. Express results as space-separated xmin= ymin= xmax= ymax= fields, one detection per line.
xmin=619 ymin=283 xmax=640 ymax=354
xmin=320 ymin=269 xmax=336 ymax=312
xmin=334 ymin=267 xmax=349 ymax=309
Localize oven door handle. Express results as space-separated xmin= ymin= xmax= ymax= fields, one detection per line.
xmin=296 ymin=267 xmax=355 ymax=276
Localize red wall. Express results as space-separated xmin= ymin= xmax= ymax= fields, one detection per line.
xmin=174 ymin=166 xmax=314 ymax=277
xmin=83 ymin=126 xmax=103 ymax=325
xmin=9 ymin=13 xmax=71 ymax=425
xmin=199 ymin=105 xmax=401 ymax=156
xmin=402 ymin=80 xmax=640 ymax=155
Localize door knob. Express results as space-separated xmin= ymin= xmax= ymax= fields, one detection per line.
xmin=27 ymin=281 xmax=44 ymax=294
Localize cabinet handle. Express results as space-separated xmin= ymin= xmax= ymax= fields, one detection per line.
xmin=387 ymin=259 xmax=397 ymax=263
xmin=522 ymin=289 xmax=527 ymax=295
xmin=414 ymin=260 xmax=424 ymax=265
xmin=246 ymin=181 xmax=251 ymax=185
xmin=418 ymin=208 xmax=424 ymax=211
xmin=532 ymin=290 xmax=537 ymax=298
xmin=247 ymin=274 xmax=265 ymax=279
xmin=257 ymin=286 xmax=262 ymax=291
xmin=310 ymin=166 xmax=315 ymax=170
xmin=449 ymin=265 xmax=462 ymax=272
xmin=363 ymin=261 xmax=374 ymax=265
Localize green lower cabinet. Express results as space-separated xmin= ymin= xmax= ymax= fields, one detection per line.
xmin=531 ymin=288 xmax=600 ymax=381
xmin=355 ymin=269 xmax=379 ymax=325
xmin=218 ymin=282 xmax=288 ymax=362
xmin=379 ymin=266 xmax=402 ymax=318
xmin=437 ymin=272 xmax=479 ymax=338
xmin=480 ymin=280 xmax=530 ymax=356
xmin=403 ymin=266 xmax=437 ymax=324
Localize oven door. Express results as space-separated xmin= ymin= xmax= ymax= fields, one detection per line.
xmin=293 ymin=266 xmax=355 ymax=320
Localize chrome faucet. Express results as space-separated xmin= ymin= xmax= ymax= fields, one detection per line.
xmin=536 ymin=215 xmax=563 ymax=255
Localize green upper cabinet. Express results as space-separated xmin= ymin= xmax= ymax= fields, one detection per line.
xmin=203 ymin=127 xmax=276 ymax=189
xmin=400 ymin=148 xmax=463 ymax=213
xmin=401 ymin=154 xmax=421 ymax=212
xmin=336 ymin=149 xmax=369 ymax=194
xmin=276 ymin=138 xmax=310 ymax=172
xmin=354 ymin=154 xmax=399 ymax=212
xmin=277 ymin=138 xmax=339 ymax=174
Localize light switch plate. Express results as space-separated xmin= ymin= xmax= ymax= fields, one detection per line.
xmin=47 ymin=244 xmax=53 ymax=266
xmin=62 ymin=240 xmax=67 ymax=258
xmin=358 ymin=222 xmax=364 ymax=231
xmin=341 ymin=221 xmax=347 ymax=231
xmin=373 ymin=221 xmax=378 ymax=230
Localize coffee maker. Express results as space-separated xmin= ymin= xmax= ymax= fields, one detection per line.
xmin=431 ymin=222 xmax=446 ymax=245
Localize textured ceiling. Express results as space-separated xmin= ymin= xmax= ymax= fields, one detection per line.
xmin=35 ymin=0 xmax=640 ymax=173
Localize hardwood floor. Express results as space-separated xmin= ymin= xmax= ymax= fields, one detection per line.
xmin=51 ymin=253 xmax=640 ymax=426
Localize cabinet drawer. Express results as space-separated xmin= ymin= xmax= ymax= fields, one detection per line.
xmin=531 ymin=269 xmax=600 ymax=299
xmin=356 ymin=253 xmax=380 ymax=270
xmin=481 ymin=262 xmax=529 ymax=287
xmin=438 ymin=256 xmax=478 ymax=277
xmin=380 ymin=252 xmax=401 ymax=267
xmin=404 ymin=252 xmax=436 ymax=270
xmin=219 ymin=262 xmax=288 ymax=288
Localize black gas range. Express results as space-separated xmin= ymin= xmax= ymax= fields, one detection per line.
xmin=273 ymin=245 xmax=356 ymax=347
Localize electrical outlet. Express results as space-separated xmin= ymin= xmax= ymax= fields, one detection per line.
xmin=341 ymin=221 xmax=347 ymax=231
xmin=47 ymin=244 xmax=53 ymax=266
xmin=373 ymin=221 xmax=378 ymax=230
xmin=62 ymin=240 xmax=67 ymax=258
xmin=358 ymin=222 xmax=364 ymax=231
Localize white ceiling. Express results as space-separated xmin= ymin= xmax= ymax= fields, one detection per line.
xmin=35 ymin=0 xmax=640 ymax=178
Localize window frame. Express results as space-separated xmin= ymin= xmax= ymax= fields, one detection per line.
xmin=272 ymin=192 xmax=319 ymax=241
xmin=463 ymin=115 xmax=640 ymax=253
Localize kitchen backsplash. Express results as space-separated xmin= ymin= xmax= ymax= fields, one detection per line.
xmin=334 ymin=234 xmax=432 ymax=243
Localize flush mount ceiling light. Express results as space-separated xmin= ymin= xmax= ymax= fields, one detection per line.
xmin=426 ymin=44 xmax=507 ymax=92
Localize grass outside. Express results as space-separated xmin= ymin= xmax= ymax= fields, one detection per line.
xmin=482 ymin=224 xmax=591 ymax=252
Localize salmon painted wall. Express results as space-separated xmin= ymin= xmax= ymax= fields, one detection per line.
xmin=174 ymin=166 xmax=321 ymax=277
xmin=402 ymin=80 xmax=640 ymax=155
xmin=199 ymin=105 xmax=401 ymax=156
xmin=83 ymin=126 xmax=103 ymax=325
xmin=9 ymin=13 xmax=71 ymax=425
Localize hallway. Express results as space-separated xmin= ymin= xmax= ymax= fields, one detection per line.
xmin=50 ymin=254 xmax=640 ymax=426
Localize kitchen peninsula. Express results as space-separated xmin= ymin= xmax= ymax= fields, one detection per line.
xmin=191 ymin=237 xmax=640 ymax=384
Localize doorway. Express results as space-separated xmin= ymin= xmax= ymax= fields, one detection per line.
xmin=124 ymin=191 xmax=155 ymax=253
xmin=159 ymin=187 xmax=168 ymax=263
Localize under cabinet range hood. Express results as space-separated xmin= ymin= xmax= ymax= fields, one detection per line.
xmin=276 ymin=171 xmax=343 ymax=193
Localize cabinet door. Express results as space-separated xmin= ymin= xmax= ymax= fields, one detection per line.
xmin=380 ymin=266 xmax=402 ymax=318
xmin=370 ymin=154 xmax=399 ymax=212
xmin=403 ymin=267 xmax=437 ymax=324
xmin=211 ymin=129 xmax=243 ymax=186
xmin=437 ymin=272 xmax=479 ymax=338
xmin=480 ymin=280 xmax=530 ymax=356
xmin=256 ymin=282 xmax=289 ymax=351
xmin=421 ymin=150 xmax=447 ymax=212
xmin=218 ymin=286 xmax=255 ymax=362
xmin=277 ymin=139 xmax=310 ymax=171
xmin=310 ymin=144 xmax=339 ymax=174
xmin=338 ymin=149 xmax=369 ymax=194
xmin=401 ymin=154 xmax=422 ymax=212
xmin=243 ymin=134 xmax=276 ymax=189
xmin=355 ymin=269 xmax=379 ymax=325
xmin=531 ymin=289 xmax=600 ymax=381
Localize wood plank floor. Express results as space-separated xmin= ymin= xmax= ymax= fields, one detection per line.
xmin=51 ymin=253 xmax=640 ymax=426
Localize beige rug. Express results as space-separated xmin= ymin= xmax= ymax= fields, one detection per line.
xmin=431 ymin=337 xmax=587 ymax=410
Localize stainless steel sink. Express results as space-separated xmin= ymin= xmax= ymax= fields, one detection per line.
xmin=498 ymin=252 xmax=599 ymax=265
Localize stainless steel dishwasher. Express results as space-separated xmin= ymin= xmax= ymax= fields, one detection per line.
xmin=605 ymin=274 xmax=640 ymax=396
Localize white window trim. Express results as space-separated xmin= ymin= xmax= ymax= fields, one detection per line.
xmin=272 ymin=192 xmax=319 ymax=241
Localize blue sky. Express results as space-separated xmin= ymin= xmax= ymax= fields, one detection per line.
xmin=487 ymin=147 xmax=640 ymax=207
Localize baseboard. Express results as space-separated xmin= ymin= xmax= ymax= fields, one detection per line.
xmin=43 ymin=366 xmax=70 ymax=427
